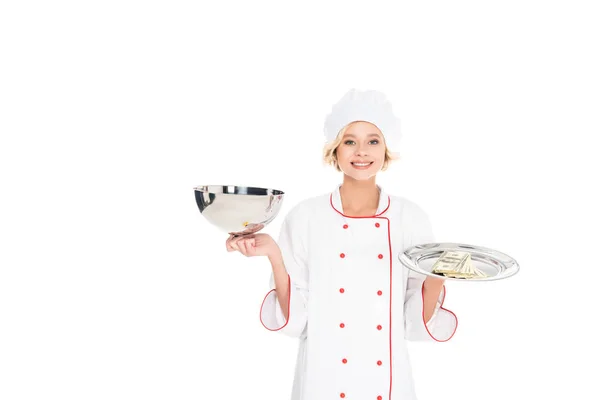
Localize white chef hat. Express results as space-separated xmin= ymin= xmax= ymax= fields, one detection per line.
xmin=323 ymin=88 xmax=402 ymax=152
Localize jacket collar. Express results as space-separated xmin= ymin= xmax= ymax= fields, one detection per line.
xmin=330 ymin=184 xmax=390 ymax=217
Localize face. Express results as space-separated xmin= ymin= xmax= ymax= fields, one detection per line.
xmin=336 ymin=121 xmax=386 ymax=180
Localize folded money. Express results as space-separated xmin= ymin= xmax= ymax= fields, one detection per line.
xmin=431 ymin=250 xmax=487 ymax=279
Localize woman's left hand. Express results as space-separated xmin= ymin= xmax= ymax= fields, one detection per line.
xmin=422 ymin=275 xmax=445 ymax=323
xmin=424 ymin=275 xmax=445 ymax=289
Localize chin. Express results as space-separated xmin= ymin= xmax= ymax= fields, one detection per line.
xmin=340 ymin=160 xmax=383 ymax=179
xmin=341 ymin=169 xmax=378 ymax=180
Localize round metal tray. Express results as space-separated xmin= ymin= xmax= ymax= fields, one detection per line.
xmin=398 ymin=242 xmax=520 ymax=282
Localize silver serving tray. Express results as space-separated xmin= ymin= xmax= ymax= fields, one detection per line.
xmin=398 ymin=242 xmax=519 ymax=282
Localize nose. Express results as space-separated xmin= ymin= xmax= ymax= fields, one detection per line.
xmin=354 ymin=143 xmax=369 ymax=156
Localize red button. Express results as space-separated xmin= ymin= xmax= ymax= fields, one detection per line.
xmin=375 ymin=222 xmax=380 ymax=228
xmin=343 ymin=224 xmax=348 ymax=229
xmin=378 ymin=254 xmax=383 ymax=259
xmin=340 ymin=394 xmax=346 ymax=398
xmin=340 ymin=253 xmax=345 ymax=258
xmin=377 ymin=396 xmax=382 ymax=400
xmin=377 ymin=325 xmax=382 ymax=330
xmin=377 ymin=360 xmax=382 ymax=366
xmin=377 ymin=290 xmax=383 ymax=296
xmin=342 ymin=358 xmax=347 ymax=364
xmin=340 ymin=288 xmax=345 ymax=293
xmin=340 ymin=323 xmax=345 ymax=328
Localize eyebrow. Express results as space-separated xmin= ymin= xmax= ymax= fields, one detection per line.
xmin=343 ymin=133 xmax=381 ymax=138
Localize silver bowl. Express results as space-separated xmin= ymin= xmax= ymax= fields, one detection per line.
xmin=194 ymin=185 xmax=285 ymax=236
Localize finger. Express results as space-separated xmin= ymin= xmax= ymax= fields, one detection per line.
xmin=231 ymin=235 xmax=252 ymax=254
xmin=247 ymin=240 xmax=256 ymax=256
xmin=229 ymin=238 xmax=241 ymax=251
xmin=247 ymin=238 xmax=257 ymax=256
xmin=226 ymin=234 xmax=235 ymax=251
xmin=226 ymin=241 xmax=237 ymax=252
xmin=244 ymin=238 xmax=256 ymax=256
xmin=239 ymin=239 xmax=251 ymax=256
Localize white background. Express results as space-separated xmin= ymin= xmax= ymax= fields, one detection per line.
xmin=1 ymin=1 xmax=599 ymax=399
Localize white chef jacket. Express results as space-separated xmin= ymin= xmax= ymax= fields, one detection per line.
xmin=260 ymin=184 xmax=458 ymax=400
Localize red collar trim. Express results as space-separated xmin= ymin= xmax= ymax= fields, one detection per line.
xmin=329 ymin=193 xmax=391 ymax=218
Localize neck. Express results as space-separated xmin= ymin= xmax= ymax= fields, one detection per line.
xmin=339 ymin=176 xmax=380 ymax=216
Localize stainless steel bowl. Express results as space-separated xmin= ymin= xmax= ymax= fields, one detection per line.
xmin=194 ymin=185 xmax=285 ymax=236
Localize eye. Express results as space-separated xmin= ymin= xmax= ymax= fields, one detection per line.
xmin=343 ymin=139 xmax=379 ymax=145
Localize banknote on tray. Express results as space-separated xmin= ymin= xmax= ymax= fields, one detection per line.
xmin=431 ymin=250 xmax=487 ymax=279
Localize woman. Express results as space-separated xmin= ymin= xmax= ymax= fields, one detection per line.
xmin=226 ymin=89 xmax=458 ymax=400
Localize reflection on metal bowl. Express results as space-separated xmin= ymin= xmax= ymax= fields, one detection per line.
xmin=194 ymin=185 xmax=285 ymax=236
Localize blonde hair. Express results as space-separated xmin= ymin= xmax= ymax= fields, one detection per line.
xmin=323 ymin=121 xmax=399 ymax=172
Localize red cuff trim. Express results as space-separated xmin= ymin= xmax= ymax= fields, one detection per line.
xmin=259 ymin=273 xmax=291 ymax=331
xmin=421 ymin=282 xmax=458 ymax=342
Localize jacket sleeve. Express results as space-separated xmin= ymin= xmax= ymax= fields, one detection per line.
xmin=404 ymin=210 xmax=458 ymax=342
xmin=259 ymin=207 xmax=309 ymax=339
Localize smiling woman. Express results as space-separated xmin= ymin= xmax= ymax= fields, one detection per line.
xmin=323 ymin=121 xmax=399 ymax=173
xmin=226 ymin=88 xmax=458 ymax=400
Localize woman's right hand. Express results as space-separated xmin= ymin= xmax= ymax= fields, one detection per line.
xmin=225 ymin=233 xmax=279 ymax=258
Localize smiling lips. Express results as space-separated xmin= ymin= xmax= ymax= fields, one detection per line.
xmin=351 ymin=161 xmax=373 ymax=169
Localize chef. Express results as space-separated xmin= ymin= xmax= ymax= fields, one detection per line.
xmin=226 ymin=88 xmax=458 ymax=400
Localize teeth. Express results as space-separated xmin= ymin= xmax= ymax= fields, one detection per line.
xmin=353 ymin=162 xmax=370 ymax=166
